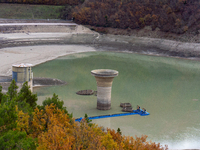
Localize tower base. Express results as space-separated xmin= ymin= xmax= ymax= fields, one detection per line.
xmin=97 ymin=102 xmax=111 ymax=110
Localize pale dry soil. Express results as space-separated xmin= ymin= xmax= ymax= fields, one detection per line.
xmin=0 ymin=45 xmax=96 ymax=76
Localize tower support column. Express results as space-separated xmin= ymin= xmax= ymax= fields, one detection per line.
xmin=91 ymin=69 xmax=118 ymax=110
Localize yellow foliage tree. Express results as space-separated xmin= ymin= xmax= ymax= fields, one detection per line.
xmin=101 ymin=131 xmax=118 ymax=150
xmin=16 ymin=110 xmax=30 ymax=133
xmin=71 ymin=121 xmax=104 ymax=149
xmin=16 ymin=104 xmax=167 ymax=149
xmin=107 ymin=128 xmax=124 ymax=149
xmin=37 ymin=123 xmax=75 ymax=150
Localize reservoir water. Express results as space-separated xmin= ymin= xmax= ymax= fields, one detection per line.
xmin=33 ymin=51 xmax=200 ymax=149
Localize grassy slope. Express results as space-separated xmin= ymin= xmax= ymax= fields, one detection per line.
xmin=0 ymin=3 xmax=64 ymax=19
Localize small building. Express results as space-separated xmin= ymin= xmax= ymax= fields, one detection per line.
xmin=12 ymin=63 xmax=33 ymax=92
xmin=12 ymin=63 xmax=33 ymax=83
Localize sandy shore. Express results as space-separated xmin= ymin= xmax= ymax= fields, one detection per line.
xmin=0 ymin=45 xmax=96 ymax=76
xmin=0 ymin=23 xmax=97 ymax=76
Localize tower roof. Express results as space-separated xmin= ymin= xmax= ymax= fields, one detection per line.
xmin=12 ymin=63 xmax=33 ymax=67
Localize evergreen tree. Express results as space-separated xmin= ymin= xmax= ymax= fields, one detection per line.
xmin=84 ymin=113 xmax=92 ymax=127
xmin=17 ymin=82 xmax=37 ymax=110
xmin=117 ymin=128 xmax=122 ymax=135
xmin=0 ymin=130 xmax=37 ymax=150
xmin=38 ymin=93 xmax=69 ymax=114
xmin=0 ymin=96 xmax=18 ymax=134
xmin=7 ymin=80 xmax=18 ymax=101
xmin=0 ymin=86 xmax=3 ymax=103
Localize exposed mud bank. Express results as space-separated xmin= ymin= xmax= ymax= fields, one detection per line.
xmin=33 ymin=77 xmax=66 ymax=87
xmin=0 ymin=79 xmax=23 ymax=94
xmin=1 ymin=32 xmax=200 ymax=58
xmin=0 ymin=76 xmax=12 ymax=82
xmin=0 ymin=82 xmax=11 ymax=93
xmin=0 ymin=76 xmax=66 ymax=93
xmin=95 ymin=35 xmax=200 ymax=58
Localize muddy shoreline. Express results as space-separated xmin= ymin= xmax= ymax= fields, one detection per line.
xmin=1 ymin=33 xmax=200 ymax=59
xmin=0 ymin=77 xmax=67 ymax=93
xmin=1 ymin=20 xmax=200 ymax=59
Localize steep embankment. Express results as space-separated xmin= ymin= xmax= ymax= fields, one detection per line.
xmin=1 ymin=22 xmax=200 ymax=58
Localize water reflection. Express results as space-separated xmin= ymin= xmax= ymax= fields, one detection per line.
xmin=33 ymin=51 xmax=200 ymax=149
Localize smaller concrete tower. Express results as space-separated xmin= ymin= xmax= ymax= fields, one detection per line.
xmin=91 ymin=69 xmax=118 ymax=110
xmin=12 ymin=63 xmax=33 ymax=91
xmin=12 ymin=63 xmax=33 ymax=83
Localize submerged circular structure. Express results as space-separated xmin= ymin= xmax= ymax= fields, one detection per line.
xmin=91 ymin=69 xmax=118 ymax=110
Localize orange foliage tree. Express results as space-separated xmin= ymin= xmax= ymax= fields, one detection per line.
xmin=16 ymin=103 xmax=167 ymax=149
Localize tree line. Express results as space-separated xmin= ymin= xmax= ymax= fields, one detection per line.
xmin=1 ymin=0 xmax=200 ymax=34
xmin=0 ymin=80 xmax=168 ymax=149
xmin=0 ymin=0 xmax=83 ymax=5
xmin=70 ymin=0 xmax=200 ymax=34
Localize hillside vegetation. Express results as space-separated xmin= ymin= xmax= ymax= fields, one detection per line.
xmin=1 ymin=0 xmax=200 ymax=35
xmin=0 ymin=0 xmax=83 ymax=5
xmin=1 ymin=0 xmax=200 ymax=39
xmin=71 ymin=0 xmax=200 ymax=34
xmin=0 ymin=81 xmax=168 ymax=149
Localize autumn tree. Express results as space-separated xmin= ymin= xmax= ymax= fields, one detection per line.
xmin=71 ymin=121 xmax=104 ymax=149
xmin=0 ymin=81 xmax=168 ymax=149
xmin=68 ymin=0 xmax=200 ymax=34
xmin=34 ymin=104 xmax=75 ymax=149
xmin=101 ymin=131 xmax=118 ymax=149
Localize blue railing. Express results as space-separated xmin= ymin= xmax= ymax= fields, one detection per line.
xmin=75 ymin=109 xmax=150 ymax=122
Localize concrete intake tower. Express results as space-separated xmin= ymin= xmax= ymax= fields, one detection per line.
xmin=91 ymin=69 xmax=118 ymax=110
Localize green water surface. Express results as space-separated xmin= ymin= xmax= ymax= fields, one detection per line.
xmin=33 ymin=51 xmax=200 ymax=149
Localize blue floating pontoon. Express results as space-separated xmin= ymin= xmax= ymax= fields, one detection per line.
xmin=75 ymin=109 xmax=150 ymax=122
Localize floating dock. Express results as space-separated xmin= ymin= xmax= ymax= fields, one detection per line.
xmin=75 ymin=109 xmax=150 ymax=122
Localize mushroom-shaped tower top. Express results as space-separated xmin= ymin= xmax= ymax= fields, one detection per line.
xmin=91 ymin=69 xmax=118 ymax=77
